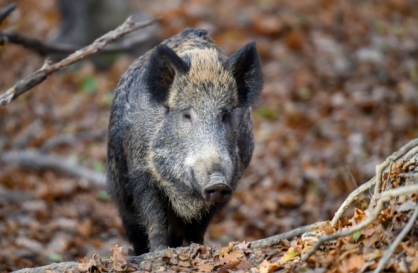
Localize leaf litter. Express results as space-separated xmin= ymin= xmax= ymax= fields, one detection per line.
xmin=1 ymin=0 xmax=418 ymax=272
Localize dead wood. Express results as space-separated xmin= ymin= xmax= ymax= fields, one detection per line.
xmin=302 ymin=138 xmax=418 ymax=273
xmin=0 ymin=16 xmax=160 ymax=106
xmin=0 ymin=30 xmax=151 ymax=56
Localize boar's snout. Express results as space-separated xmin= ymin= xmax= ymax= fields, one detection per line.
xmin=202 ymin=175 xmax=232 ymax=204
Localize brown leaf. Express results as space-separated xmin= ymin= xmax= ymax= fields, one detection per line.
xmin=410 ymin=259 xmax=418 ymax=272
xmin=321 ymin=220 xmax=335 ymax=235
xmin=339 ymin=245 xmax=360 ymax=261
xmin=177 ymin=253 xmax=190 ymax=261
xmin=197 ymin=262 xmax=213 ymax=273
xmin=285 ymin=31 xmax=304 ymax=51
xmin=400 ymin=242 xmax=416 ymax=256
xmin=78 ymin=256 xmax=98 ymax=272
xmin=178 ymin=259 xmax=191 ymax=267
xmin=259 ymin=260 xmax=280 ymax=273
xmin=363 ymin=224 xmax=384 ymax=250
xmin=217 ymin=260 xmax=240 ymax=273
xmin=341 ymin=255 xmax=365 ymax=272
xmin=236 ymin=260 xmax=253 ymax=270
xmin=253 ymin=15 xmax=286 ymax=36
xmin=334 ymin=217 xmax=350 ymax=231
xmin=164 ymin=247 xmax=175 ymax=259
xmin=219 ymin=241 xmax=237 ymax=256
xmin=219 ymin=250 xmax=244 ymax=263
xmin=110 ymin=244 xmax=127 ymax=271
xmin=234 ymin=241 xmax=250 ymax=250
xmin=353 ymin=208 xmax=366 ymax=223
xmin=364 ymin=249 xmax=383 ymax=261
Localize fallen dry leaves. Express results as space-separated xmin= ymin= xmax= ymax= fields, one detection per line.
xmin=70 ymin=155 xmax=416 ymax=272
xmin=67 ymin=187 xmax=416 ymax=272
xmin=1 ymin=0 xmax=418 ymax=272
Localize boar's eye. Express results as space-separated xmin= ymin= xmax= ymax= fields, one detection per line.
xmin=182 ymin=111 xmax=192 ymax=122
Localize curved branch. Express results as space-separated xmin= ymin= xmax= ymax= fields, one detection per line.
xmin=247 ymin=221 xmax=327 ymax=249
xmin=0 ymin=30 xmax=150 ymax=56
xmin=301 ymin=184 xmax=418 ymax=261
xmin=0 ymin=16 xmax=160 ymax=106
xmin=12 ymin=262 xmax=78 ymax=273
xmin=330 ymin=177 xmax=375 ymax=226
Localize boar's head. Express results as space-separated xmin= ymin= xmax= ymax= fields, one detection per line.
xmin=144 ymin=42 xmax=263 ymax=220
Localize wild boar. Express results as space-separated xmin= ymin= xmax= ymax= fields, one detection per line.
xmin=107 ymin=28 xmax=263 ymax=255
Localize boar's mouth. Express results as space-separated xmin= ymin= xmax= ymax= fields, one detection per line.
xmin=202 ymin=174 xmax=232 ymax=204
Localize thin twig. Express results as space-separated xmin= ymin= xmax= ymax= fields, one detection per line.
xmin=0 ymin=3 xmax=16 ymax=24
xmin=374 ymin=139 xmax=418 ymax=196
xmin=373 ymin=204 xmax=418 ymax=273
xmin=247 ymin=221 xmax=327 ymax=249
xmin=301 ymin=184 xmax=418 ymax=261
xmin=0 ymin=17 xmax=160 ymax=106
xmin=0 ymin=150 xmax=105 ymax=187
xmin=398 ymin=173 xmax=418 ymax=179
xmin=332 ymin=140 xmax=418 ymax=226
xmin=330 ymin=177 xmax=376 ymax=226
xmin=402 ymin=145 xmax=418 ymax=162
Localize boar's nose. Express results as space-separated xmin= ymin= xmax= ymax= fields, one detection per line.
xmin=202 ymin=175 xmax=232 ymax=204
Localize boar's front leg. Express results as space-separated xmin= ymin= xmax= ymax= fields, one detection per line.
xmin=119 ymin=209 xmax=149 ymax=255
xmin=184 ymin=211 xmax=213 ymax=245
xmin=131 ymin=174 xmax=169 ymax=253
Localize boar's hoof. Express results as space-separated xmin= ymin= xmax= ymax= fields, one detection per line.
xmin=203 ymin=178 xmax=232 ymax=204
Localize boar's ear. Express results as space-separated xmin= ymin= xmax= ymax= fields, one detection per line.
xmin=144 ymin=44 xmax=190 ymax=105
xmin=223 ymin=42 xmax=263 ymax=107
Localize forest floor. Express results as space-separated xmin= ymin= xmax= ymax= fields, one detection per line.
xmin=1 ymin=0 xmax=418 ymax=272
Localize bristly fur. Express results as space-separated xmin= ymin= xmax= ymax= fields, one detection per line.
xmin=107 ymin=28 xmax=263 ymax=255
xmin=223 ymin=42 xmax=264 ymax=107
xmin=145 ymin=45 xmax=190 ymax=105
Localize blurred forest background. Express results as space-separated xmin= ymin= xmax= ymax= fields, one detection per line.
xmin=0 ymin=0 xmax=417 ymax=271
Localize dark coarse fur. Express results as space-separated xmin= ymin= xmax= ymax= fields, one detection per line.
xmin=107 ymin=28 xmax=263 ymax=255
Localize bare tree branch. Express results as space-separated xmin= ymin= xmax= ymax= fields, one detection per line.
xmin=0 ymin=16 xmax=160 ymax=106
xmin=0 ymin=150 xmax=105 ymax=187
xmin=0 ymin=30 xmax=151 ymax=55
xmin=330 ymin=177 xmax=375 ymax=226
xmin=12 ymin=262 xmax=78 ymax=273
xmin=373 ymin=139 xmax=418 ymax=196
xmin=301 ymin=184 xmax=418 ymax=261
xmin=330 ymin=139 xmax=418 ymax=227
xmin=302 ymin=138 xmax=418 ymax=262
xmin=0 ymin=3 xmax=16 ymax=24
xmin=247 ymin=221 xmax=327 ymax=249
